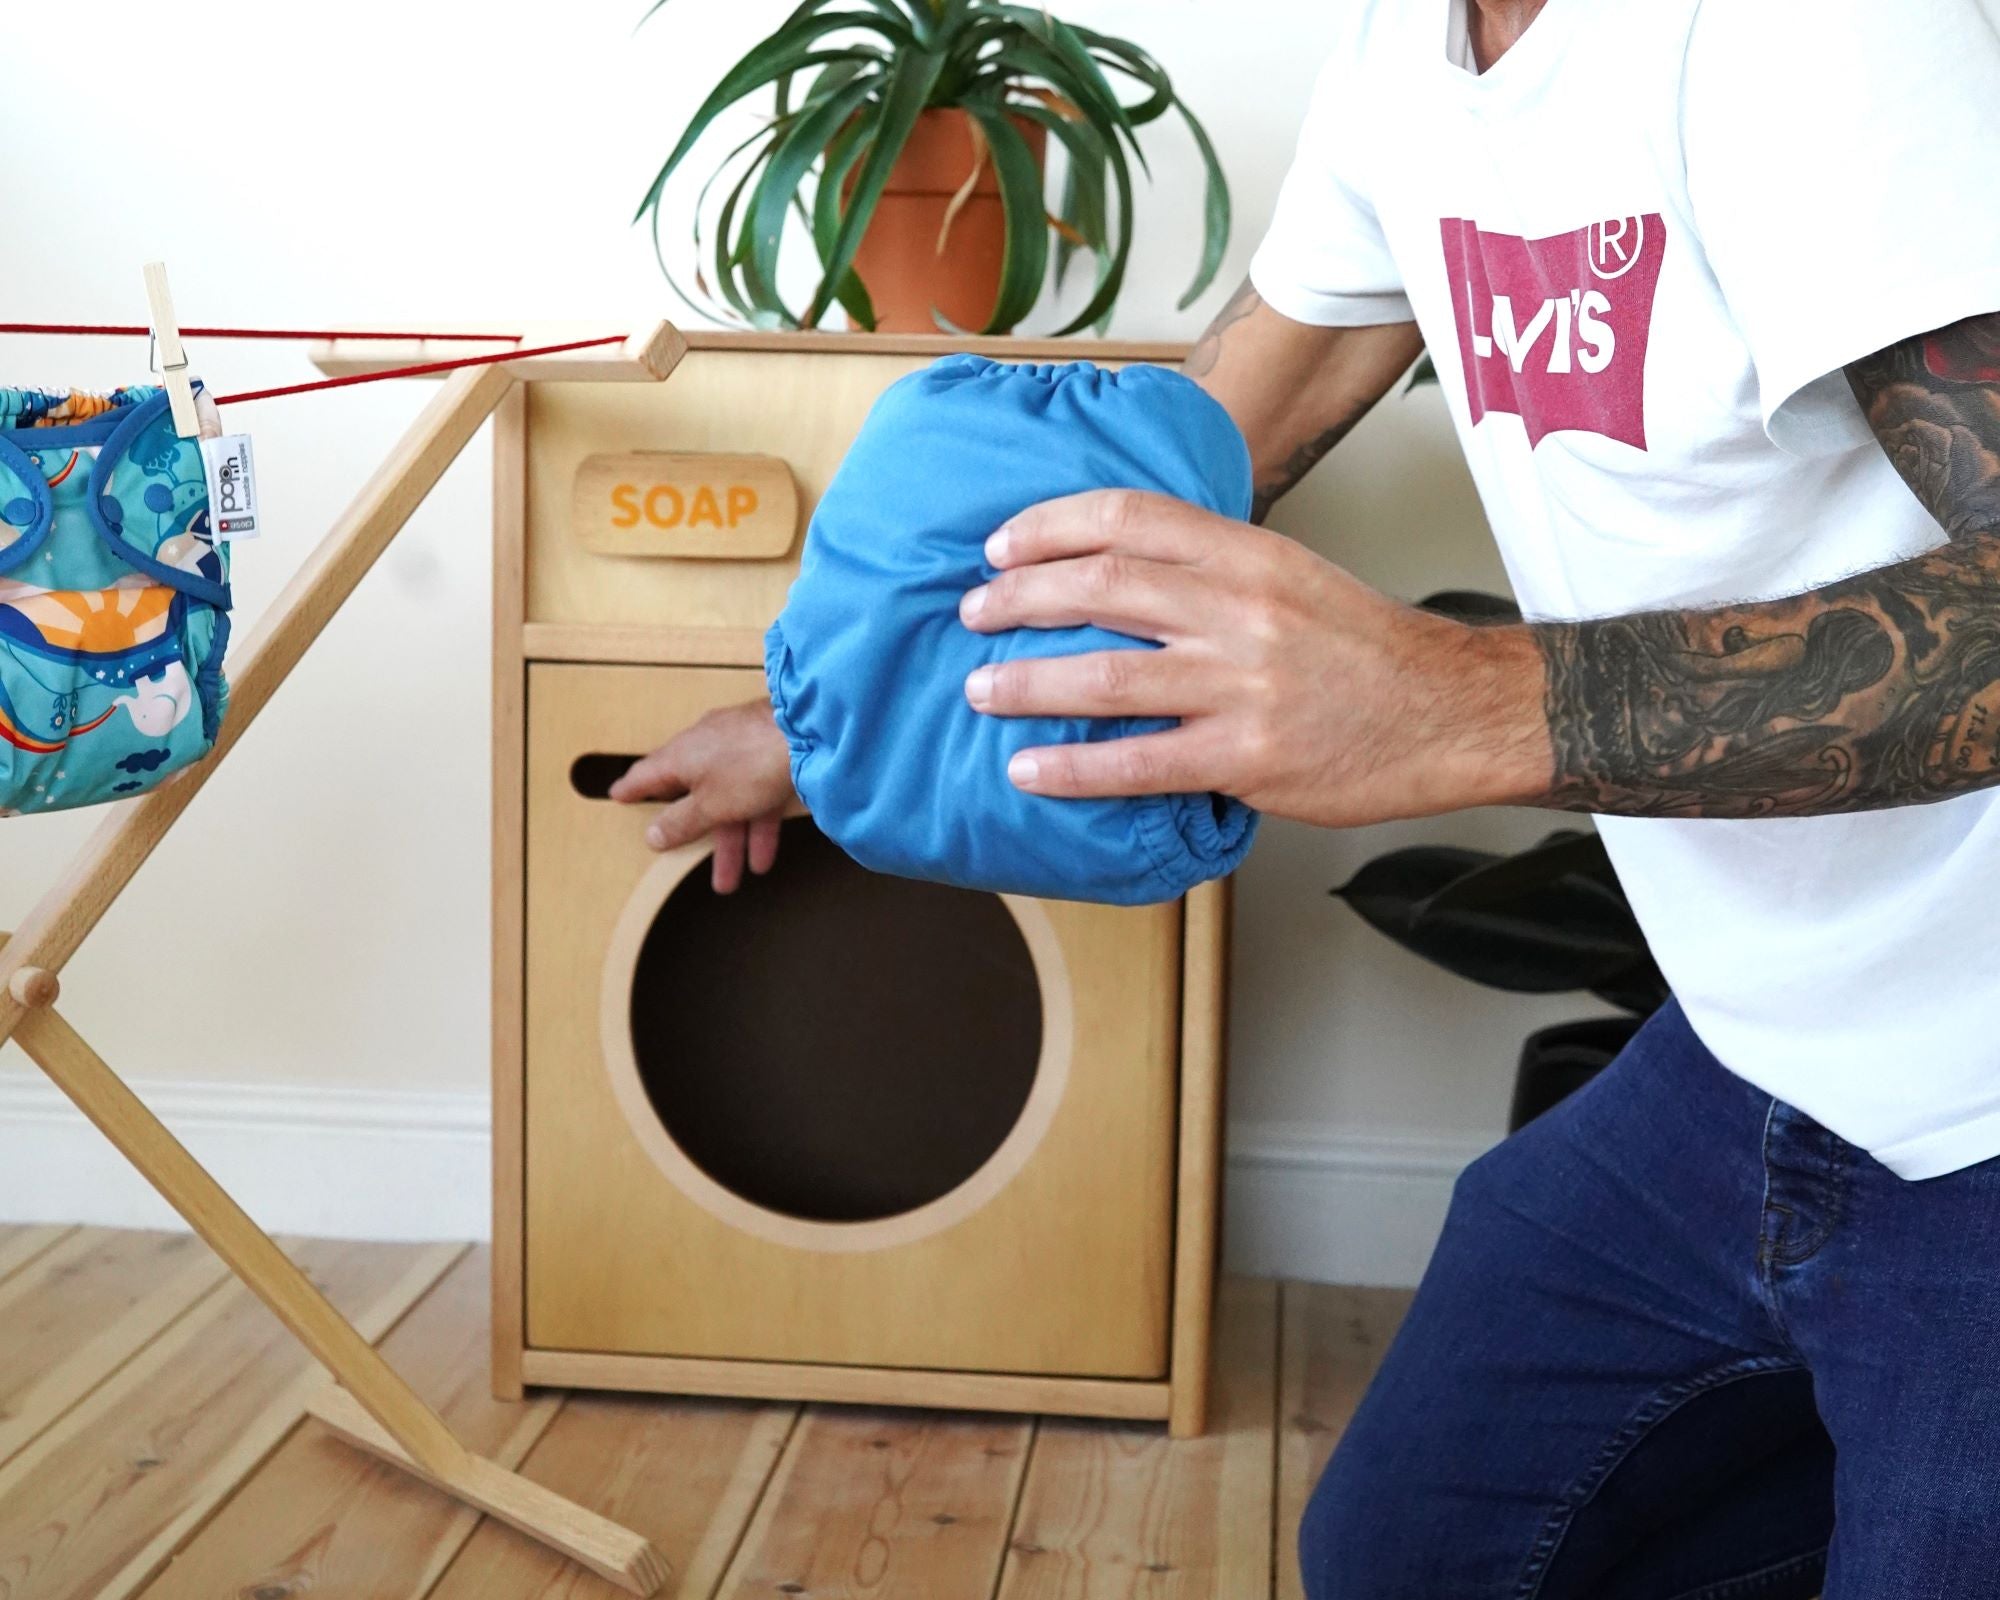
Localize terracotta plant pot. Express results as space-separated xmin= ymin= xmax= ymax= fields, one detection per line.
xmin=847 ymin=108 xmax=1049 ymax=335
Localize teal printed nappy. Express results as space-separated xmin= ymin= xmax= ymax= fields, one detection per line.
xmin=0 ymin=385 xmax=231 ymax=814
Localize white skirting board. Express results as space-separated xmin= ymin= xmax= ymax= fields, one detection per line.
xmin=0 ymin=1074 xmax=492 ymax=1243
xmin=1224 ymin=1123 xmax=1498 ymax=1289
xmin=0 ymin=1076 xmax=1496 ymax=1286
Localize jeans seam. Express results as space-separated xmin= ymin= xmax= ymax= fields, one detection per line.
xmin=1511 ymin=1356 xmax=1809 ymax=1600
xmin=1753 ymin=1099 xmax=1798 ymax=1341
xmin=1660 ymin=1544 xmax=1829 ymax=1600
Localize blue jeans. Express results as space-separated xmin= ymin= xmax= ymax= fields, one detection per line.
xmin=1301 ymin=1000 xmax=2000 ymax=1599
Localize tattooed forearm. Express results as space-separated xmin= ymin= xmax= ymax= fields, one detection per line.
xmin=1253 ymin=419 xmax=1360 ymax=524
xmin=1535 ymin=311 xmax=2000 ymax=818
xmin=1185 ymin=277 xmax=1260 ymax=379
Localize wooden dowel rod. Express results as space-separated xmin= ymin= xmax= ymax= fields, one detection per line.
xmin=13 ymin=1005 xmax=471 ymax=1479
xmin=0 ymin=362 xmax=516 ymax=1052
xmin=7 ymin=964 xmax=58 ymax=1009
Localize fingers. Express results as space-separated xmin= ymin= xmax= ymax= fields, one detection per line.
xmin=610 ymin=747 xmax=688 ymax=805
xmin=961 ymin=552 xmax=1210 ymax=640
xmin=965 ymin=646 xmax=1208 ymax=719
xmin=747 ymin=813 xmax=783 ymax=876
xmin=645 ymin=795 xmax=706 ymax=852
xmin=710 ymin=824 xmax=748 ymax=894
xmin=987 ymin=489 xmax=1224 ymax=571
xmin=1006 ymin=727 xmax=1214 ymax=799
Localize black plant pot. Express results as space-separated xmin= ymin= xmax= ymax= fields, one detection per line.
xmin=1507 ymin=1016 xmax=1647 ymax=1133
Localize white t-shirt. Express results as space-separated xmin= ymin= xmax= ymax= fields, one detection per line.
xmin=1251 ymin=0 xmax=2000 ymax=1179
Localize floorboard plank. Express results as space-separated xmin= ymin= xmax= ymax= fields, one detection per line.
xmin=713 ymin=1406 xmax=1034 ymax=1600
xmin=0 ymin=1229 xmax=230 ymax=1468
xmin=1273 ymin=1284 xmax=1412 ymax=1600
xmin=0 ymin=1227 xmax=75 ymax=1291
xmin=134 ymin=1247 xmax=557 ymax=1600
xmin=430 ymin=1394 xmax=798 ymax=1600
xmin=0 ymin=1237 xmax=462 ymax=1600
xmin=994 ymin=1277 xmax=1279 ymax=1600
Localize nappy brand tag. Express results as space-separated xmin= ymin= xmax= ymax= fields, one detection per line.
xmin=199 ymin=433 xmax=260 ymax=541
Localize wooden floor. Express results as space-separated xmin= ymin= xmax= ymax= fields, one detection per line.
xmin=0 ymin=1225 xmax=1409 ymax=1599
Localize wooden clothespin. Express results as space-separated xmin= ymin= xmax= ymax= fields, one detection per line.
xmin=143 ymin=262 xmax=201 ymax=439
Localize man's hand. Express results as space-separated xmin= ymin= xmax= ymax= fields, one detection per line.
xmin=609 ymin=699 xmax=799 ymax=892
xmin=959 ymin=490 xmax=1548 ymax=828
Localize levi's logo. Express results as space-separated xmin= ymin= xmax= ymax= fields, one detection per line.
xmin=1441 ymin=213 xmax=1666 ymax=451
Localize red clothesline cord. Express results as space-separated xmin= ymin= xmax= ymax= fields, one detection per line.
xmin=0 ymin=323 xmax=524 ymax=342
xmin=0 ymin=321 xmax=632 ymax=406
xmin=214 ymin=334 xmax=628 ymax=405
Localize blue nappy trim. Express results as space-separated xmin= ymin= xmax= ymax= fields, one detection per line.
xmin=766 ymin=354 xmax=1260 ymax=906
xmin=0 ymin=433 xmax=56 ymax=576
xmin=86 ymin=391 xmax=232 ymax=610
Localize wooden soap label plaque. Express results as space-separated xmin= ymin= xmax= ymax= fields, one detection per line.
xmin=574 ymin=452 xmax=798 ymax=560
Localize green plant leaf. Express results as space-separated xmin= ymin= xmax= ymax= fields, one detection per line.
xmin=1418 ymin=589 xmax=1523 ymax=625
xmin=984 ymin=9 xmax=1146 ymax=175
xmin=633 ymin=8 xmax=910 ymax=223
xmin=1422 ymin=830 xmax=1626 ymax=914
xmin=1332 ymin=840 xmax=1655 ymax=996
xmin=803 ymin=45 xmax=949 ymax=327
xmin=745 ymin=74 xmax=886 ymax=326
xmin=1173 ymin=100 xmax=1230 ymax=308
xmin=713 ymin=141 xmax=781 ymax=323
xmin=1048 ymin=119 xmax=1133 ymax=336
xmin=669 ymin=112 xmax=799 ymax=324
xmin=963 ymin=102 xmax=1049 ymax=333
xmin=1073 ymin=29 xmax=1173 ymax=125
xmin=641 ymin=0 xmax=1232 ymax=338
xmin=1006 ymin=101 xmax=1104 ymax=288
xmin=812 ymin=114 xmax=882 ymax=329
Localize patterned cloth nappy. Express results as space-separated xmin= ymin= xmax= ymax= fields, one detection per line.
xmin=765 ymin=354 xmax=1259 ymax=906
xmin=0 ymin=385 xmax=231 ymax=814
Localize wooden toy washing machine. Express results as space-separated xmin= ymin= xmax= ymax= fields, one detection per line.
xmin=492 ymin=330 xmax=1231 ymax=1435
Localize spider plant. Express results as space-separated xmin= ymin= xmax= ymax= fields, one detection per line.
xmin=633 ymin=0 xmax=1231 ymax=334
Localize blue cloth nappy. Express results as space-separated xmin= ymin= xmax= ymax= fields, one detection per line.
xmin=0 ymin=385 xmax=231 ymax=814
xmin=765 ymin=354 xmax=1259 ymax=906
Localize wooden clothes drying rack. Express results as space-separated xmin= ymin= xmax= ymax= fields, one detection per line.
xmin=0 ymin=307 xmax=689 ymax=1593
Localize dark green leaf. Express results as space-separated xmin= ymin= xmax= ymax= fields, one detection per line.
xmin=632 ymin=10 xmax=909 ymax=222
xmin=812 ymin=113 xmax=882 ymax=329
xmin=985 ymin=9 xmax=1146 ymax=175
xmin=1173 ymin=99 xmax=1230 ymax=308
xmin=1048 ymin=118 xmax=1133 ymax=336
xmin=1419 ymin=590 xmax=1522 ymax=624
xmin=963 ymin=103 xmax=1049 ymax=333
xmin=745 ymin=74 xmax=885 ymax=326
xmin=804 ymin=46 xmax=949 ymax=326
xmin=673 ymin=113 xmax=800 ymax=324
xmin=713 ymin=141 xmax=780 ymax=323
xmin=1333 ymin=841 xmax=1653 ymax=995
xmin=1588 ymin=961 xmax=1671 ymax=1017
xmin=1074 ymin=30 xmax=1172 ymax=124
xmin=1422 ymin=830 xmax=1625 ymax=913
xmin=1008 ymin=102 xmax=1106 ymax=288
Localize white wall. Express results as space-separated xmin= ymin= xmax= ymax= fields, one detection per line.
xmin=0 ymin=0 xmax=1596 ymax=1280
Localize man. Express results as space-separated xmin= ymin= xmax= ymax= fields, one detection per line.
xmin=613 ymin=0 xmax=2000 ymax=1590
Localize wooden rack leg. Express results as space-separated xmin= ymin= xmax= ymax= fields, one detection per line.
xmin=9 ymin=1003 xmax=667 ymax=1595
xmin=307 ymin=1386 xmax=669 ymax=1593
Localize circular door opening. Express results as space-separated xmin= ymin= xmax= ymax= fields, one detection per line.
xmin=624 ymin=820 xmax=1047 ymax=1226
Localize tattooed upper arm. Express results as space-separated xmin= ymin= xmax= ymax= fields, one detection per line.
xmin=1846 ymin=312 xmax=2000 ymax=539
xmin=1532 ymin=311 xmax=2000 ymax=817
xmin=1183 ymin=278 xmax=1427 ymax=524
